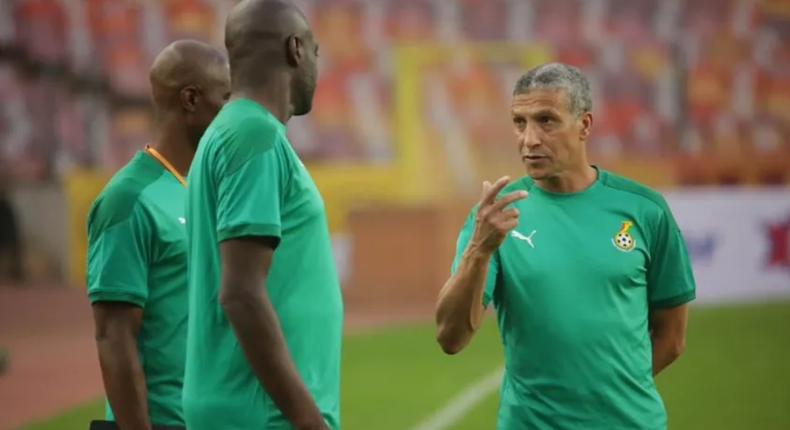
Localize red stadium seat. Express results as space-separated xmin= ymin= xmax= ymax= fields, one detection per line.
xmin=2 ymin=0 xmax=788 ymax=183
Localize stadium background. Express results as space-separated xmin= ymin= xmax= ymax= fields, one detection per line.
xmin=0 ymin=0 xmax=789 ymax=429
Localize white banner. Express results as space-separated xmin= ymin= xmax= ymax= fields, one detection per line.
xmin=331 ymin=234 xmax=352 ymax=286
xmin=665 ymin=189 xmax=790 ymax=304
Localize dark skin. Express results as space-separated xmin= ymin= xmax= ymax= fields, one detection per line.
xmin=92 ymin=39 xmax=229 ymax=430
xmin=225 ymin=0 xmax=319 ymax=122
xmin=436 ymin=88 xmax=689 ymax=375
xmin=650 ymin=304 xmax=688 ymax=375
xmin=147 ymin=39 xmax=232 ymax=175
xmin=219 ymin=1 xmax=325 ymax=429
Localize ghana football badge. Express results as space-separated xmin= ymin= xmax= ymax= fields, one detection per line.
xmin=612 ymin=221 xmax=636 ymax=252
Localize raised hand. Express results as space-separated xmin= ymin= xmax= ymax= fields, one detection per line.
xmin=470 ymin=176 xmax=528 ymax=254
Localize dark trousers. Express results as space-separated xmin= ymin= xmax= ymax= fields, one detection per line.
xmin=0 ymin=196 xmax=23 ymax=282
xmin=89 ymin=421 xmax=185 ymax=430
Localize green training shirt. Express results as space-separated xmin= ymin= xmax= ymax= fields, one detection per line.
xmin=86 ymin=151 xmax=189 ymax=426
xmin=451 ymin=169 xmax=696 ymax=430
xmin=183 ymin=98 xmax=344 ymax=430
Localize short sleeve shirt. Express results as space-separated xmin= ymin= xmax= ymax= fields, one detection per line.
xmin=451 ymin=169 xmax=696 ymax=430
xmin=183 ymin=99 xmax=343 ymax=430
xmin=86 ymin=151 xmax=189 ymax=425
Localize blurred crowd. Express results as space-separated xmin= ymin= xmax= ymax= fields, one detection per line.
xmin=0 ymin=0 xmax=789 ymax=182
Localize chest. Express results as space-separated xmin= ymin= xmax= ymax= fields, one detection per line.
xmin=280 ymin=152 xmax=326 ymax=231
xmin=498 ymin=197 xmax=649 ymax=299
xmin=146 ymin=185 xmax=188 ymax=265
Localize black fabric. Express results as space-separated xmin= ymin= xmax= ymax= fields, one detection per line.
xmin=0 ymin=196 xmax=23 ymax=282
xmin=89 ymin=420 xmax=186 ymax=430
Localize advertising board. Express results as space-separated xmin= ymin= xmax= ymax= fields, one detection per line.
xmin=665 ymin=190 xmax=790 ymax=303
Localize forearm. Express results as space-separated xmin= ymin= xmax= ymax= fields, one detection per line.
xmin=221 ymin=286 xmax=322 ymax=427
xmin=96 ymin=339 xmax=151 ymax=430
xmin=651 ymin=331 xmax=684 ymax=376
xmin=435 ymin=244 xmax=491 ymax=354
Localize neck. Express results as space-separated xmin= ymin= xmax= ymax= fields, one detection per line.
xmin=535 ymin=164 xmax=598 ymax=193
xmin=232 ymin=73 xmax=292 ymax=125
xmin=149 ymin=121 xmax=195 ymax=177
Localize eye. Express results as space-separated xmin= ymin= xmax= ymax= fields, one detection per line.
xmin=538 ymin=115 xmax=552 ymax=124
xmin=513 ymin=117 xmax=526 ymax=126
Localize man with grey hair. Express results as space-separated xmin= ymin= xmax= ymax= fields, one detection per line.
xmin=435 ymin=62 xmax=695 ymax=430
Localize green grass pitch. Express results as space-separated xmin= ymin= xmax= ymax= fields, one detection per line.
xmin=17 ymin=301 xmax=790 ymax=430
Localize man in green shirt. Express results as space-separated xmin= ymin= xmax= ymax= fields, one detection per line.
xmin=183 ymin=1 xmax=342 ymax=430
xmin=86 ymin=40 xmax=229 ymax=430
xmin=435 ymin=63 xmax=696 ymax=430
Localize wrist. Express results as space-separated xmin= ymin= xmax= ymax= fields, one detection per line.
xmin=291 ymin=404 xmax=325 ymax=429
xmin=464 ymin=242 xmax=494 ymax=260
xmin=293 ymin=417 xmax=325 ymax=430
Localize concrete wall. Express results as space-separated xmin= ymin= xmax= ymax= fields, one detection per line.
xmin=9 ymin=184 xmax=68 ymax=281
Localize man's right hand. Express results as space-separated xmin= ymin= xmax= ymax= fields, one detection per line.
xmin=92 ymin=302 xmax=152 ymax=430
xmin=471 ymin=176 xmax=528 ymax=254
xmin=295 ymin=421 xmax=331 ymax=430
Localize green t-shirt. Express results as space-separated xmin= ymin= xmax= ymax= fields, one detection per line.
xmin=451 ymin=169 xmax=696 ymax=430
xmin=183 ymin=98 xmax=344 ymax=430
xmin=86 ymin=151 xmax=189 ymax=426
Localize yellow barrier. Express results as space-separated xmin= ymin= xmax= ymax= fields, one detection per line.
xmin=391 ymin=42 xmax=553 ymax=201
xmin=62 ymin=164 xmax=404 ymax=285
xmin=63 ymin=43 xmax=554 ymax=283
xmin=310 ymin=43 xmax=553 ymax=230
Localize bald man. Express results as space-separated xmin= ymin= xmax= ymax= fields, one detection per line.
xmin=182 ymin=1 xmax=341 ymax=430
xmin=86 ymin=40 xmax=229 ymax=430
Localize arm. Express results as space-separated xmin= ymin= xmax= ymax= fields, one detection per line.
xmin=219 ymin=238 xmax=323 ymax=428
xmin=647 ymin=198 xmax=696 ymax=376
xmin=435 ymin=179 xmax=525 ymax=354
xmin=92 ymin=303 xmax=150 ymax=430
xmin=649 ymin=303 xmax=689 ymax=376
xmin=86 ymin=195 xmax=152 ymax=430
xmin=215 ymin=121 xmax=325 ymax=429
xmin=435 ymin=235 xmax=496 ymax=355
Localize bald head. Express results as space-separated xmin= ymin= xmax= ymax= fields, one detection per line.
xmin=149 ymin=39 xmax=229 ymax=111
xmin=149 ymin=40 xmax=231 ymax=147
xmin=225 ymin=0 xmax=310 ymax=65
xmin=224 ymin=0 xmax=319 ymax=117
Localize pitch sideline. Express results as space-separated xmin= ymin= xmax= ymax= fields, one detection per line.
xmin=408 ymin=366 xmax=504 ymax=430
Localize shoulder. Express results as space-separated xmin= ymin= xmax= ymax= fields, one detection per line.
xmin=88 ymin=158 xmax=161 ymax=234
xmin=599 ymin=170 xmax=671 ymax=215
xmin=211 ymin=100 xmax=286 ymax=174
xmin=599 ymin=170 xmax=677 ymax=236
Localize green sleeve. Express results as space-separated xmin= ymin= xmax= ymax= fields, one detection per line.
xmin=647 ymin=201 xmax=696 ymax=309
xmin=450 ymin=208 xmax=499 ymax=308
xmin=86 ymin=192 xmax=152 ymax=308
xmin=215 ymin=117 xmax=288 ymax=243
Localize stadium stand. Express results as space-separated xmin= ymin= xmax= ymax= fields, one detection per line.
xmin=0 ymin=0 xmax=788 ymax=186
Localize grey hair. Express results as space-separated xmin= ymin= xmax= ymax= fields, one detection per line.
xmin=512 ymin=63 xmax=593 ymax=117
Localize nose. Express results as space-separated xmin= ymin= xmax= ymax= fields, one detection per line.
xmin=520 ymin=124 xmax=542 ymax=150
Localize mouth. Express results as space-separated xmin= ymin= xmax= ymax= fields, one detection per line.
xmin=522 ymin=155 xmax=546 ymax=162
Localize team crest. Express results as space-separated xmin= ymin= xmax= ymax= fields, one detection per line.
xmin=612 ymin=221 xmax=636 ymax=252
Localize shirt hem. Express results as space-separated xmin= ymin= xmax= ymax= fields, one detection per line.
xmin=88 ymin=288 xmax=147 ymax=307
xmin=649 ymin=290 xmax=696 ymax=309
xmin=217 ymin=223 xmax=282 ymax=242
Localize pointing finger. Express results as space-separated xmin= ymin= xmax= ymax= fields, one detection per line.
xmin=479 ymin=181 xmax=493 ymax=206
xmin=481 ymin=176 xmax=511 ymax=205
